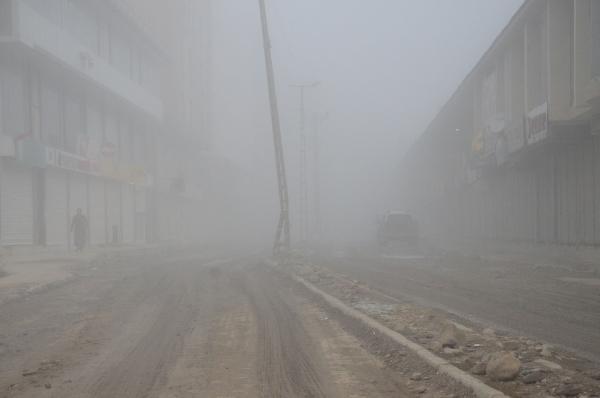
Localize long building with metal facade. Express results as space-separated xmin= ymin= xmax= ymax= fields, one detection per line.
xmin=400 ymin=0 xmax=600 ymax=246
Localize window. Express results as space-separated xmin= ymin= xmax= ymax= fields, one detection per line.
xmin=110 ymin=29 xmax=131 ymax=78
xmin=104 ymin=108 xmax=119 ymax=160
xmin=509 ymin=34 xmax=525 ymax=121
xmin=132 ymin=120 xmax=146 ymax=166
xmin=64 ymin=1 xmax=98 ymax=51
xmin=64 ymin=91 xmax=84 ymax=153
xmin=41 ymin=81 xmax=62 ymax=147
xmin=591 ymin=0 xmax=600 ymax=78
xmin=526 ymin=11 xmax=547 ymax=110
xmin=97 ymin=20 xmax=110 ymax=59
xmin=130 ymin=47 xmax=142 ymax=84
xmin=0 ymin=63 xmax=28 ymax=138
xmin=141 ymin=54 xmax=161 ymax=95
xmin=0 ymin=0 xmax=12 ymax=35
xmin=86 ymin=98 xmax=103 ymax=160
xmin=22 ymin=0 xmax=61 ymax=26
xmin=119 ymin=115 xmax=132 ymax=162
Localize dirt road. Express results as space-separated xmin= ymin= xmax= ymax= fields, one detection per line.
xmin=320 ymin=249 xmax=600 ymax=362
xmin=0 ymin=251 xmax=462 ymax=397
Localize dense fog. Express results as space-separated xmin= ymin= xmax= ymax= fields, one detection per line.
xmin=206 ymin=0 xmax=524 ymax=247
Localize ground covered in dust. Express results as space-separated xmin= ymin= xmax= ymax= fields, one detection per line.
xmin=0 ymin=250 xmax=470 ymax=397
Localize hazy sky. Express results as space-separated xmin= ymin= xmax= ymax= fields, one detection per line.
xmin=208 ymin=0 xmax=525 ymax=244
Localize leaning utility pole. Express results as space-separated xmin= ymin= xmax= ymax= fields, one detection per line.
xmin=258 ymin=0 xmax=290 ymax=256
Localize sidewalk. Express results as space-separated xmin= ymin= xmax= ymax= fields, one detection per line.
xmin=0 ymin=244 xmax=154 ymax=306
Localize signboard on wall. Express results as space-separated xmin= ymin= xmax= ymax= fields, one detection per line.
xmin=526 ymin=102 xmax=548 ymax=145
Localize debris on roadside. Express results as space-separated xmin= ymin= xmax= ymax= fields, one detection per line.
xmin=293 ymin=262 xmax=600 ymax=398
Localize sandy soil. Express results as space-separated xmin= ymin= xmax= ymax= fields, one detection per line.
xmin=0 ymin=251 xmax=466 ymax=397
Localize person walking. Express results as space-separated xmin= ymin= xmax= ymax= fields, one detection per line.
xmin=71 ymin=208 xmax=88 ymax=252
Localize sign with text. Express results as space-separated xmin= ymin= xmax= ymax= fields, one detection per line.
xmin=526 ymin=102 xmax=548 ymax=145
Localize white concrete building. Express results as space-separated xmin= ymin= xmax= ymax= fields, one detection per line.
xmin=0 ymin=0 xmax=163 ymax=247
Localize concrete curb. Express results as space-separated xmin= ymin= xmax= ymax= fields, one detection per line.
xmin=289 ymin=271 xmax=511 ymax=398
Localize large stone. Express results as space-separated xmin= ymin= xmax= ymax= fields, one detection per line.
xmin=521 ymin=370 xmax=545 ymax=384
xmin=554 ymin=384 xmax=582 ymax=396
xmin=486 ymin=352 xmax=521 ymax=381
xmin=540 ymin=344 xmax=553 ymax=357
xmin=438 ymin=323 xmax=465 ymax=349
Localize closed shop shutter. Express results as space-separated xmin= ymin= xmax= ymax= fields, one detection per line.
xmin=106 ymin=182 xmax=121 ymax=243
xmin=157 ymin=193 xmax=171 ymax=241
xmin=45 ymin=169 xmax=68 ymax=246
xmin=1 ymin=164 xmax=33 ymax=245
xmin=121 ymin=184 xmax=134 ymax=243
xmin=69 ymin=173 xmax=88 ymax=242
xmin=89 ymin=178 xmax=106 ymax=245
xmin=134 ymin=188 xmax=146 ymax=242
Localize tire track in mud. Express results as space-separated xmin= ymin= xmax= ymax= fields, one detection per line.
xmin=239 ymin=265 xmax=332 ymax=398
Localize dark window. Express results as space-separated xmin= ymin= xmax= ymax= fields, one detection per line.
xmin=40 ymin=80 xmax=62 ymax=147
xmin=64 ymin=92 xmax=84 ymax=153
xmin=591 ymin=0 xmax=600 ymax=78
xmin=526 ymin=11 xmax=547 ymax=109
xmin=0 ymin=63 xmax=28 ymax=138
xmin=22 ymin=0 xmax=61 ymax=26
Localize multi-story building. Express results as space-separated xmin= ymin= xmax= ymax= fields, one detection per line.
xmin=116 ymin=0 xmax=212 ymax=242
xmin=400 ymin=0 xmax=600 ymax=245
xmin=0 ymin=0 xmax=211 ymax=248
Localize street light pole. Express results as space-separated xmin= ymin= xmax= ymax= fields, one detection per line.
xmin=291 ymin=82 xmax=319 ymax=246
xmin=312 ymin=112 xmax=328 ymax=241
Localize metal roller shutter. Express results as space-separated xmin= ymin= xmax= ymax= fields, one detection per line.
xmin=121 ymin=184 xmax=134 ymax=243
xmin=134 ymin=188 xmax=146 ymax=242
xmin=1 ymin=164 xmax=33 ymax=245
xmin=106 ymin=182 xmax=121 ymax=243
xmin=89 ymin=178 xmax=106 ymax=245
xmin=44 ymin=169 xmax=68 ymax=246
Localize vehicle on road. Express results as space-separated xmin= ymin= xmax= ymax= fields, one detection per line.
xmin=376 ymin=211 xmax=419 ymax=247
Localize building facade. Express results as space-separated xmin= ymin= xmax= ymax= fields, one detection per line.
xmin=400 ymin=0 xmax=600 ymax=246
xmin=116 ymin=0 xmax=212 ymax=242
xmin=0 ymin=0 xmax=186 ymax=247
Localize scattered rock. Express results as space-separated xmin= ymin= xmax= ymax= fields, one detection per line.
xmin=443 ymin=347 xmax=462 ymax=356
xmin=438 ymin=323 xmax=465 ymax=348
xmin=410 ymin=372 xmax=423 ymax=381
xmin=470 ymin=362 xmax=487 ymax=376
xmin=502 ymin=340 xmax=521 ymax=351
xmin=44 ymin=383 xmax=52 ymax=389
xmin=21 ymin=370 xmax=38 ymax=377
xmin=414 ymin=386 xmax=427 ymax=394
xmin=534 ymin=359 xmax=563 ymax=371
xmin=554 ymin=384 xmax=582 ymax=396
xmin=522 ymin=370 xmax=545 ymax=384
xmin=586 ymin=370 xmax=600 ymax=380
xmin=541 ymin=344 xmax=554 ymax=357
xmin=482 ymin=328 xmax=496 ymax=337
xmin=486 ymin=352 xmax=521 ymax=381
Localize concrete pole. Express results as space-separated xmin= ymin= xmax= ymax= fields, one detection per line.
xmin=258 ymin=0 xmax=291 ymax=255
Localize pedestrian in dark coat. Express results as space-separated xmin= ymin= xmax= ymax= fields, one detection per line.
xmin=71 ymin=208 xmax=88 ymax=252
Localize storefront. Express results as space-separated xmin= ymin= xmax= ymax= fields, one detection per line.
xmin=1 ymin=162 xmax=34 ymax=245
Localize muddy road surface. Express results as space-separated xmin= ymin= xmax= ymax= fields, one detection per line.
xmin=320 ymin=249 xmax=600 ymax=362
xmin=0 ymin=252 xmax=452 ymax=397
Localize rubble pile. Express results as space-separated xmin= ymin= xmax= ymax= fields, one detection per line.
xmin=294 ymin=263 xmax=600 ymax=398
